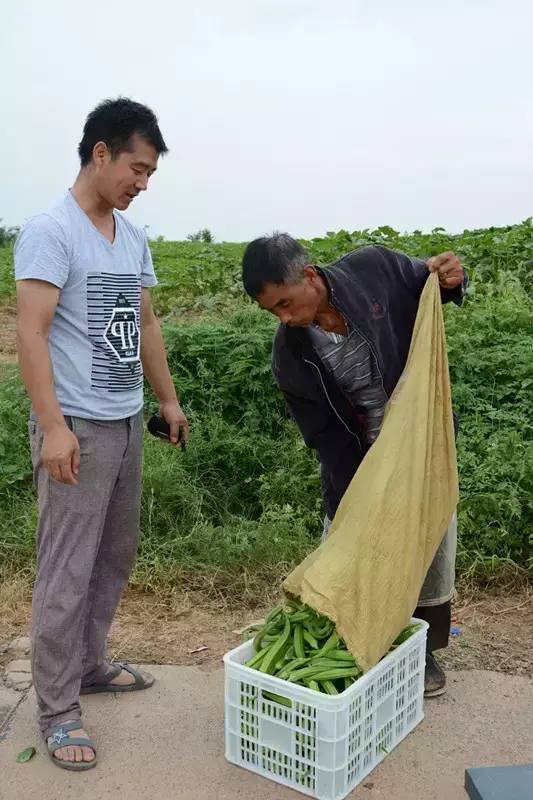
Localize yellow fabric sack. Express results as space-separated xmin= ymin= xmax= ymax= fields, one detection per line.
xmin=283 ymin=273 xmax=459 ymax=671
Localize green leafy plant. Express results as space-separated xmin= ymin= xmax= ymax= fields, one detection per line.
xmin=0 ymin=219 xmax=531 ymax=596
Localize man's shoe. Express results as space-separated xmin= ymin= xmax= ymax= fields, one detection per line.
xmin=424 ymin=651 xmax=446 ymax=697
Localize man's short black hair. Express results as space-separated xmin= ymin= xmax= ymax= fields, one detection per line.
xmin=242 ymin=232 xmax=309 ymax=298
xmin=78 ymin=97 xmax=168 ymax=167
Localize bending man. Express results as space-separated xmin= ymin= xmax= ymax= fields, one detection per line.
xmin=242 ymin=233 xmax=465 ymax=696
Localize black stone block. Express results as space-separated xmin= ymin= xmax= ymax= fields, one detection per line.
xmin=465 ymin=764 xmax=533 ymax=800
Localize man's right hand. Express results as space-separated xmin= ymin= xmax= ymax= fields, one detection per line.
xmin=41 ymin=424 xmax=80 ymax=485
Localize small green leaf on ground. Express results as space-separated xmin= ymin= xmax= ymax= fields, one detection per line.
xmin=16 ymin=746 xmax=36 ymax=763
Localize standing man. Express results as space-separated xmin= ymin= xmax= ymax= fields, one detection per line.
xmin=242 ymin=234 xmax=466 ymax=697
xmin=15 ymin=98 xmax=188 ymax=770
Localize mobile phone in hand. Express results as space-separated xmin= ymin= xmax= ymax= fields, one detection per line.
xmin=147 ymin=415 xmax=186 ymax=451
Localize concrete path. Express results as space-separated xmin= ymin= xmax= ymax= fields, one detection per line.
xmin=1 ymin=668 xmax=532 ymax=800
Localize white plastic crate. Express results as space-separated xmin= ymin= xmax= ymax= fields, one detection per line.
xmin=224 ymin=617 xmax=428 ymax=800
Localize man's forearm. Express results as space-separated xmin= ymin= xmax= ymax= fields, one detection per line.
xmin=141 ymin=319 xmax=177 ymax=403
xmin=17 ymin=331 xmax=65 ymax=431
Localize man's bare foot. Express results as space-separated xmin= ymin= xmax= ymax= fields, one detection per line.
xmin=108 ymin=668 xmax=136 ymax=687
xmin=107 ymin=665 xmax=153 ymax=688
xmin=48 ymin=726 xmax=95 ymax=764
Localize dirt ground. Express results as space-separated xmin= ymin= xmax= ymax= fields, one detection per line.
xmin=1 ymin=579 xmax=532 ymax=677
xmin=115 ymin=586 xmax=533 ymax=677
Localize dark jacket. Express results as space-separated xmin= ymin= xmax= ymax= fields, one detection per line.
xmin=272 ymin=246 xmax=465 ymax=519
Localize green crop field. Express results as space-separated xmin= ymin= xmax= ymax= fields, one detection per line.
xmin=1 ymin=221 xmax=532 ymax=600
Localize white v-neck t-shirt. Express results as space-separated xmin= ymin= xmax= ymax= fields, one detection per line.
xmin=14 ymin=191 xmax=157 ymax=420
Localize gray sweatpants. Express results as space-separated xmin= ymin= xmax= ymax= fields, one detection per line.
xmin=29 ymin=411 xmax=143 ymax=739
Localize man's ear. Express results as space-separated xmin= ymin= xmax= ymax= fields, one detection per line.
xmin=303 ymin=265 xmax=317 ymax=282
xmin=92 ymin=141 xmax=110 ymax=167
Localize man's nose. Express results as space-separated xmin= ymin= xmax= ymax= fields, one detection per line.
xmin=135 ymin=174 xmax=149 ymax=191
xmin=278 ymin=311 xmax=292 ymax=325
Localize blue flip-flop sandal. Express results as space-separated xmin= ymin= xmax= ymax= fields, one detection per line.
xmin=47 ymin=720 xmax=97 ymax=771
xmin=80 ymin=661 xmax=155 ymax=694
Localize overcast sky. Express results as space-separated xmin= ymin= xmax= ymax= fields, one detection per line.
xmin=2 ymin=0 xmax=532 ymax=241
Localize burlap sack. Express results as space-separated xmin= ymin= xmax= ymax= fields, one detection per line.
xmin=283 ymin=274 xmax=459 ymax=670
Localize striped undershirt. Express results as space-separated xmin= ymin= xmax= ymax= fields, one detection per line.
xmin=308 ymin=326 xmax=388 ymax=445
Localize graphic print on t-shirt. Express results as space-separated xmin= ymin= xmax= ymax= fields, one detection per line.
xmin=87 ymin=272 xmax=143 ymax=392
xmin=103 ymin=294 xmax=140 ymax=363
